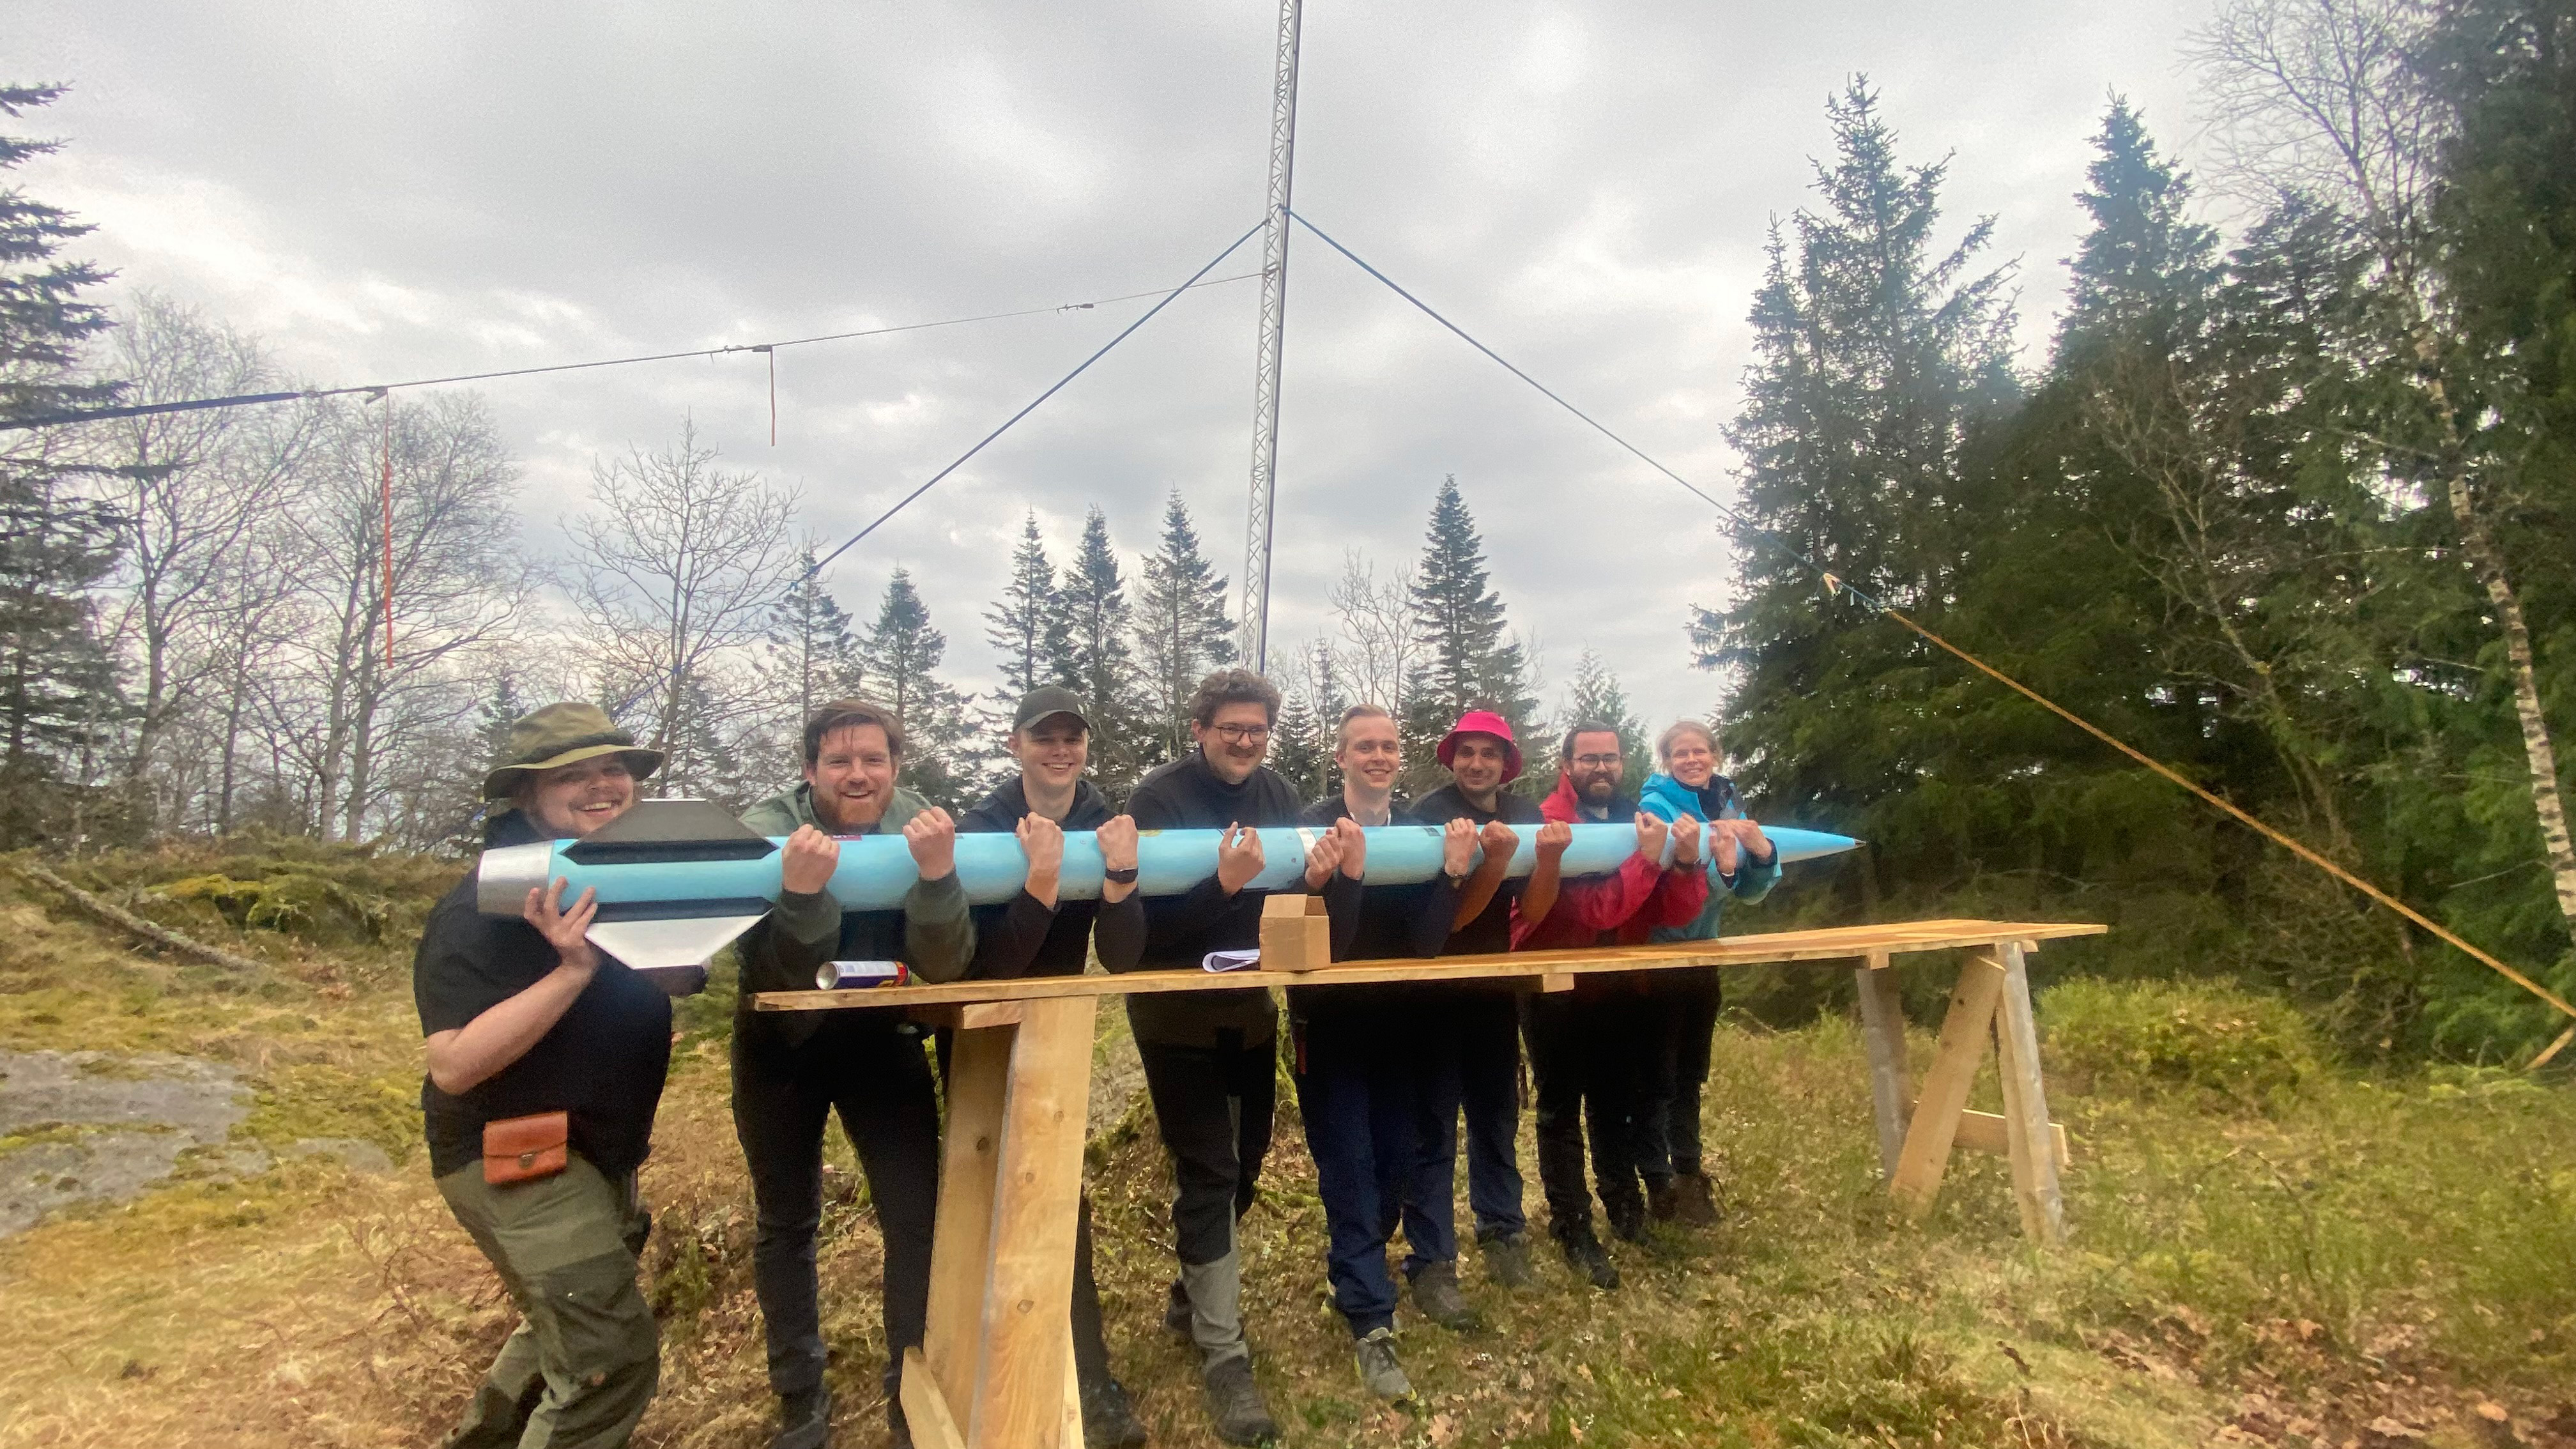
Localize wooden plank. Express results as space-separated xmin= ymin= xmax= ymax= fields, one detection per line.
xmin=1854 ymin=958 xmax=1910 ymax=1178
xmin=901 ymin=1347 xmax=967 ymax=1449
xmin=1924 ymin=1104 xmax=2072 ymax=1170
xmin=1991 ymin=941 xmax=2067 ymax=1244
xmin=1062 ymin=1343 xmax=1084 ymax=1449
xmin=1889 ymin=948 xmax=2007 ymax=1218
xmin=966 ymin=997 xmax=1098 ymax=1448
xmin=923 ymin=1023 xmax=1015 ymax=1419
xmin=749 ymin=921 xmax=2111 ymax=1012
xmin=910 ymin=1001 xmax=1028 ymax=1031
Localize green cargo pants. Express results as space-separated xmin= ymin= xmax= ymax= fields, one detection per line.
xmin=434 ymin=1155 xmax=660 ymax=1449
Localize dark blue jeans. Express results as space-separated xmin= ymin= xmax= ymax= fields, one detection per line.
xmin=1292 ymin=1002 xmax=1453 ymax=1337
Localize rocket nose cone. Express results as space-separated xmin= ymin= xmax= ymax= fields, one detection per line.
xmin=477 ymin=841 xmax=560 ymax=916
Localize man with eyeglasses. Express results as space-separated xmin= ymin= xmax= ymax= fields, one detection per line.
xmin=1114 ymin=668 xmax=1303 ymax=1445
xmin=1511 ymin=721 xmax=1708 ymax=1289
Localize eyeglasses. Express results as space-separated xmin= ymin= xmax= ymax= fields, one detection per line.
xmin=1572 ymin=753 xmax=1622 ymax=768
xmin=1211 ymin=723 xmax=1271 ymax=743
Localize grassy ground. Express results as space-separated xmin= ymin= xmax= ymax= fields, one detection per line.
xmin=0 ymin=844 xmax=2571 ymax=1448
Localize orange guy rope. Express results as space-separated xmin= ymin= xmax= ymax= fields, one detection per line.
xmin=1874 ymin=597 xmax=2576 ymax=1026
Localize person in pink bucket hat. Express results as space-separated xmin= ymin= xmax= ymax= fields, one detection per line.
xmin=1409 ymin=708 xmax=1563 ymax=1293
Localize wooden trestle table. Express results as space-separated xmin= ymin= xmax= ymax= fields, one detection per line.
xmin=749 ymin=916 xmax=2105 ymax=1449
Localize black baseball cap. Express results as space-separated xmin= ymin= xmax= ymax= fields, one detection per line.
xmin=1012 ymin=684 xmax=1092 ymax=733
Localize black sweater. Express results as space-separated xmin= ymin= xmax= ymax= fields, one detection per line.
xmin=958 ymin=776 xmax=1145 ymax=979
xmin=1119 ymin=749 xmax=1320 ymax=1048
xmin=1289 ymin=793 xmax=1459 ymax=1027
xmin=1413 ymin=783 xmax=1545 ymax=956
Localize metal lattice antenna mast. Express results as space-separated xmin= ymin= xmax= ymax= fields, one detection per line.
xmin=1238 ymin=0 xmax=1304 ymax=675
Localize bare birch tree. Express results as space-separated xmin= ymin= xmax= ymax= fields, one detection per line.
xmin=563 ymin=418 xmax=799 ymax=798
xmin=89 ymin=293 xmax=319 ymax=826
xmin=1327 ymin=549 xmax=1415 ymax=713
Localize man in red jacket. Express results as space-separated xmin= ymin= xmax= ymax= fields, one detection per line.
xmin=1512 ymin=721 xmax=1706 ymax=1287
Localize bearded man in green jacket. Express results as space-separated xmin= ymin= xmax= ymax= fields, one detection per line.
xmin=732 ymin=698 xmax=975 ymax=1449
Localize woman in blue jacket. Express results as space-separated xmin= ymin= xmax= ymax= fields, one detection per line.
xmin=1635 ymin=720 xmax=1779 ymax=1225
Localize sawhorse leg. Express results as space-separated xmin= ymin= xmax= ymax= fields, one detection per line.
xmin=903 ymin=996 xmax=1099 ymax=1448
xmin=1885 ymin=942 xmax=2064 ymax=1244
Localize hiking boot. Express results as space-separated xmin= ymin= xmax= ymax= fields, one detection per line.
xmin=1648 ymin=1176 xmax=1682 ymax=1223
xmin=770 ymin=1384 xmax=831 ymax=1449
xmin=1604 ymin=1191 xmax=1649 ymax=1244
xmin=1354 ymin=1326 xmax=1414 ymax=1400
xmin=1200 ymin=1353 xmax=1279 ymax=1445
xmin=1162 ymin=1276 xmax=1193 ymax=1338
xmin=1407 ymin=1259 xmax=1478 ymax=1331
xmin=1558 ymin=1228 xmax=1621 ymax=1290
xmin=1674 ymin=1169 xmax=1721 ymax=1227
xmin=1080 ymin=1370 xmax=1149 ymax=1449
xmin=1481 ymin=1231 xmax=1534 ymax=1289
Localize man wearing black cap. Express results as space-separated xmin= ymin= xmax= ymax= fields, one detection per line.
xmin=954 ymin=685 xmax=1147 ymax=1448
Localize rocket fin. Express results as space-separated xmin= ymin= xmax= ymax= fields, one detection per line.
xmin=586 ymin=912 xmax=768 ymax=978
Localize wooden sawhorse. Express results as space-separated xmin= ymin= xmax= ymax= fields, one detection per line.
xmin=753 ymin=918 xmax=2104 ymax=1446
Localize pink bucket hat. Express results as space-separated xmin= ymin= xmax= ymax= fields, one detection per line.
xmin=1436 ymin=709 xmax=1523 ymax=783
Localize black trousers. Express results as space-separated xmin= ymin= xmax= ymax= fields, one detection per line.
xmin=1136 ymin=1034 xmax=1276 ymax=1266
xmin=1649 ymin=966 xmax=1722 ymax=1176
xmin=1521 ymin=986 xmax=1664 ymax=1237
xmin=732 ymin=1019 xmax=942 ymax=1407
xmin=1422 ymin=987 xmax=1527 ymax=1242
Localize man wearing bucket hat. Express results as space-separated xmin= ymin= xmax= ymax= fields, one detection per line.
xmin=731 ymin=698 xmax=977 ymax=1449
xmin=1411 ymin=709 xmax=1560 ymax=1293
xmin=413 ymin=702 xmax=673 ymax=1448
xmin=953 ymin=684 xmax=1149 ymax=1448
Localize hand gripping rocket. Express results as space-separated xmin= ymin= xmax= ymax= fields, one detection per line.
xmin=475 ymin=799 xmax=1859 ymax=976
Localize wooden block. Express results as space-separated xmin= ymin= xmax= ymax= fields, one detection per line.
xmin=1925 ymin=1104 xmax=2073 ymax=1170
xmin=966 ymin=996 xmax=1098 ymax=1447
xmin=901 ymin=1347 xmax=967 ymax=1449
xmin=1540 ymin=970 xmax=1575 ymax=993
xmin=1991 ymin=942 xmax=2067 ymax=1245
xmin=1257 ymin=893 xmax=1333 ymax=972
xmin=923 ymin=1023 xmax=1015 ymax=1416
xmin=1854 ymin=963 xmax=1910 ymax=1178
xmin=1889 ymin=949 xmax=2007 ymax=1218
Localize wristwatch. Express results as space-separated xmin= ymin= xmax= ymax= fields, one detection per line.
xmin=1445 ymin=870 xmax=1470 ymax=889
xmin=1103 ymin=866 xmax=1140 ymax=884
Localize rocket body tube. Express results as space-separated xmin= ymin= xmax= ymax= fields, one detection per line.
xmin=477 ymin=820 xmax=1860 ymax=918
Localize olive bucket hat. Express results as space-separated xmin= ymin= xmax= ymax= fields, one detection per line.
xmin=480 ymin=702 xmax=665 ymax=801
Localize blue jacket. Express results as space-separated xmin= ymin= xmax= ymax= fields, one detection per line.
xmin=1637 ymin=770 xmax=1781 ymax=942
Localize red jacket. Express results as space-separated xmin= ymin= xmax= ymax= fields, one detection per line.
xmin=1510 ymin=772 xmax=1710 ymax=951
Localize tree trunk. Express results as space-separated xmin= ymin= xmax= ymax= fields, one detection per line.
xmin=2448 ymin=468 xmax=2576 ymax=939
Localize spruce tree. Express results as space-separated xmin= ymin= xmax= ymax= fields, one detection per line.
xmin=1688 ymin=79 xmax=2016 ymax=833
xmin=1400 ymin=477 xmax=1537 ymax=786
xmin=983 ymin=512 xmax=1059 ymax=699
xmin=1558 ymin=650 xmax=1649 ymax=786
xmin=764 ymin=550 xmax=864 ymax=730
xmin=0 ymin=84 xmax=130 ymax=848
xmin=1049 ymin=508 xmax=1144 ymax=791
xmin=861 ymin=567 xmax=974 ymax=808
xmin=1135 ymin=491 xmax=1235 ymax=766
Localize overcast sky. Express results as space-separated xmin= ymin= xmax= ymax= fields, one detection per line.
xmin=21 ymin=0 xmax=2219 ymax=740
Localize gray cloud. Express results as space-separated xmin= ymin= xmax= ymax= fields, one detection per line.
xmin=21 ymin=0 xmax=2215 ymax=757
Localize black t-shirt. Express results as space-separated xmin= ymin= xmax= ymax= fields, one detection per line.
xmin=1413 ymin=783 xmax=1545 ymax=956
xmin=958 ymin=776 xmax=1145 ymax=979
xmin=1120 ymin=749 xmax=1307 ymax=1048
xmin=1289 ymin=794 xmax=1457 ymax=1026
xmin=413 ymin=812 xmax=674 ymax=1180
